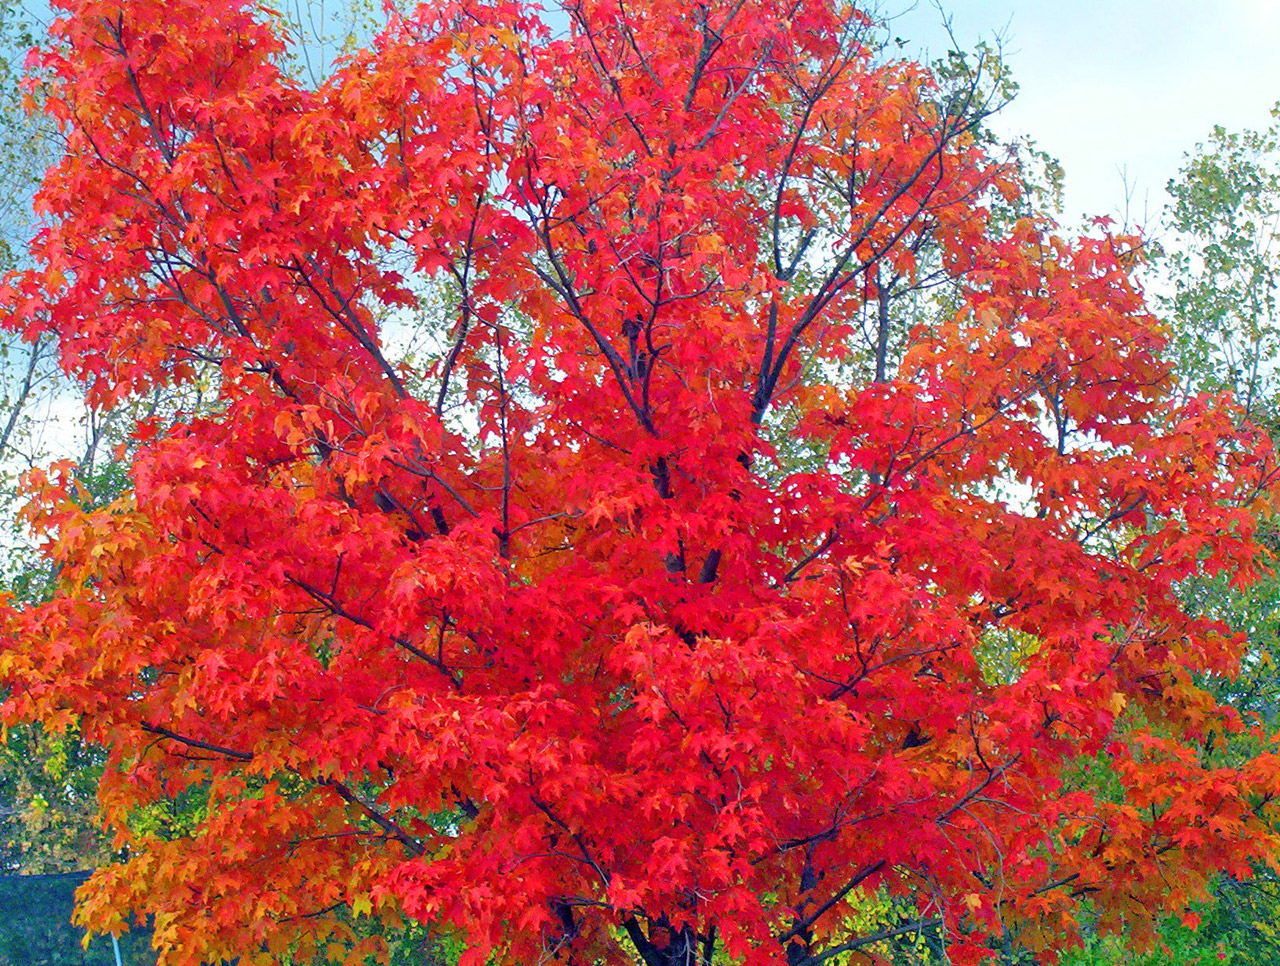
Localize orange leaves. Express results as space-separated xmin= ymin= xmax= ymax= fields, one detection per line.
xmin=3 ymin=0 xmax=1280 ymax=965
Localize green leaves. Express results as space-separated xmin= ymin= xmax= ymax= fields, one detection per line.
xmin=1163 ymin=108 xmax=1280 ymax=418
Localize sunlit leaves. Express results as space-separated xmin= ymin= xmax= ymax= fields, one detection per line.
xmin=1 ymin=2 xmax=1277 ymax=966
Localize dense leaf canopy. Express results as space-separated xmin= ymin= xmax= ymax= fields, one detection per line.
xmin=2 ymin=1 xmax=1279 ymax=964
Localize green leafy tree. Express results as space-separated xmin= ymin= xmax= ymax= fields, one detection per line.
xmin=1164 ymin=108 xmax=1280 ymax=420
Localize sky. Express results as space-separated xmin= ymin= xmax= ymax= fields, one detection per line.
xmin=890 ymin=0 xmax=1280 ymax=232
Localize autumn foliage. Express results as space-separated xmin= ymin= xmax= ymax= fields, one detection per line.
xmin=4 ymin=0 xmax=1280 ymax=964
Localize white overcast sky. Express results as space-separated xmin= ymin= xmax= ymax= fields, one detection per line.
xmin=891 ymin=0 xmax=1280 ymax=231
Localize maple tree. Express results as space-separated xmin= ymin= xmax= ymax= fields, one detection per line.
xmin=3 ymin=0 xmax=1280 ymax=964
xmin=0 ymin=0 xmax=388 ymax=888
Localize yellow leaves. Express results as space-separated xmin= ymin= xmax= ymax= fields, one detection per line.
xmin=692 ymin=233 xmax=726 ymax=256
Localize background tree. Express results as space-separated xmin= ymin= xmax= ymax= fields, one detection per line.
xmin=2 ymin=3 xmax=1279 ymax=966
xmin=1163 ymin=110 xmax=1280 ymax=422
xmin=1139 ymin=105 xmax=1280 ymax=966
xmin=0 ymin=0 xmax=111 ymax=880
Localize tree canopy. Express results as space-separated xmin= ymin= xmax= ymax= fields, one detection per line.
xmin=2 ymin=1 xmax=1279 ymax=965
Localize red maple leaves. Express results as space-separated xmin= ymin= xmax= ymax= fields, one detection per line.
xmin=2 ymin=0 xmax=1279 ymax=964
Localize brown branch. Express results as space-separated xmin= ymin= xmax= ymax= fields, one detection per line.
xmin=141 ymin=722 xmax=254 ymax=761
xmin=325 ymin=780 xmax=424 ymax=856
xmin=287 ymin=572 xmax=461 ymax=689
xmin=798 ymin=918 xmax=943 ymax=966
xmin=777 ymin=859 xmax=886 ymax=944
